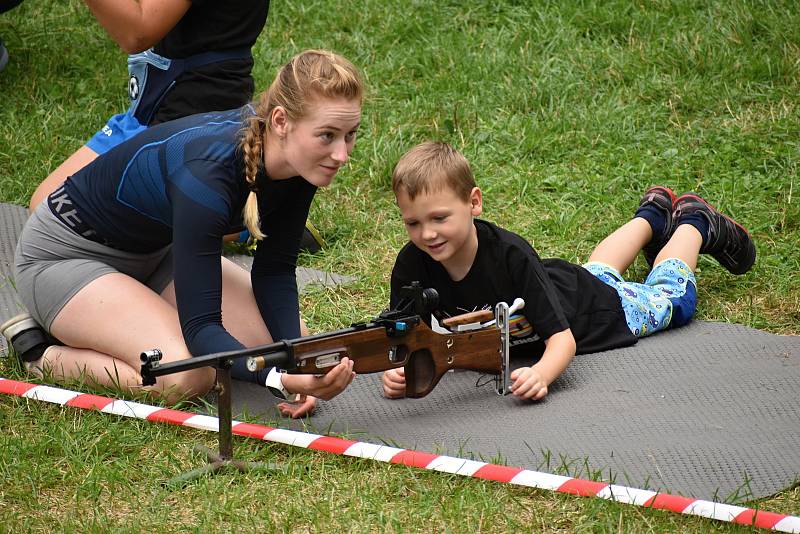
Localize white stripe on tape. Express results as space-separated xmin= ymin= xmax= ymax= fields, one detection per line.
xmin=427 ymin=456 xmax=487 ymax=476
xmin=773 ymin=516 xmax=800 ymax=533
xmin=681 ymin=500 xmax=749 ymax=522
xmin=23 ymin=385 xmax=80 ymax=405
xmin=343 ymin=442 xmax=405 ymax=462
xmin=102 ymin=400 xmax=162 ymax=419
xmin=511 ymin=469 xmax=574 ymax=490
xmin=264 ymin=428 xmax=320 ymax=448
xmin=597 ymin=484 xmax=658 ymax=505
xmin=183 ymin=414 xmax=220 ymax=432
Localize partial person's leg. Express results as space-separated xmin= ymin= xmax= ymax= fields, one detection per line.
xmin=587 ymin=186 xmax=676 ymax=275
xmin=0 ymin=37 xmax=8 ymax=73
xmin=219 ymin=257 xmax=278 ymax=344
xmin=653 ymin=224 xmax=702 ymax=271
xmin=587 ymin=218 xmax=651 ymax=276
xmin=637 ymin=218 xmax=703 ymax=332
xmin=0 ymin=0 xmax=25 ymax=72
xmin=160 ymin=257 xmax=275 ymax=347
xmin=46 ymin=273 xmax=214 ymax=402
xmin=29 ymin=145 xmax=98 ymax=210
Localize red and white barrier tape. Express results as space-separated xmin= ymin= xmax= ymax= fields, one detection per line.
xmin=2 ymin=377 xmax=798 ymax=532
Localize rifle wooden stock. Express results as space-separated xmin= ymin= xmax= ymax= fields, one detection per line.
xmin=400 ymin=324 xmax=503 ymax=398
xmin=250 ymin=321 xmax=503 ymax=398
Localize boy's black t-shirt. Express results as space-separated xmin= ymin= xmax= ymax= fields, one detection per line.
xmin=390 ymin=219 xmax=637 ymax=359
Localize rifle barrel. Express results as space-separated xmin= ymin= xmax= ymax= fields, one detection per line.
xmin=141 ymin=342 xmax=294 ymax=379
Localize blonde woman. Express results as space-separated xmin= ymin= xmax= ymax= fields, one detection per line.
xmin=5 ymin=50 xmax=362 ymax=418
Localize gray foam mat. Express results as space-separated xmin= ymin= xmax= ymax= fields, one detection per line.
xmin=0 ymin=204 xmax=28 ymax=353
xmin=0 ymin=202 xmax=354 ymax=354
xmin=228 ymin=310 xmax=800 ymax=503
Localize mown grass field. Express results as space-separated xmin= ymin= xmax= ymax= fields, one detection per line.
xmin=1 ymin=1 xmax=798 ymax=531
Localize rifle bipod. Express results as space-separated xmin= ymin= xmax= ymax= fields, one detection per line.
xmin=139 ymin=352 xmax=289 ymax=488
xmin=164 ymin=366 xmax=287 ymax=488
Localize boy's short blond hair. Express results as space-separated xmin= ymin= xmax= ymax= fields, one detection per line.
xmin=392 ymin=141 xmax=476 ymax=201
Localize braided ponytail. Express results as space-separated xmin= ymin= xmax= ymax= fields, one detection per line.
xmin=240 ymin=91 xmax=268 ymax=240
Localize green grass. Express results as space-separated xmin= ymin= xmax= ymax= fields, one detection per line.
xmin=2 ymin=0 xmax=799 ymax=531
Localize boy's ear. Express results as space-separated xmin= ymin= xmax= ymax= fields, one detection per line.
xmin=469 ymin=187 xmax=483 ymax=216
xmin=270 ymin=106 xmax=289 ymax=138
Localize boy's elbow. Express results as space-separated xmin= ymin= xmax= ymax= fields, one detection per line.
xmin=566 ymin=328 xmax=577 ymax=347
xmin=565 ymin=329 xmax=577 ymax=355
xmin=548 ymin=328 xmax=576 ymax=356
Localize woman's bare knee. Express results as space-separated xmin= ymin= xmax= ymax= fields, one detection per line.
xmin=155 ymin=366 xmax=215 ymax=402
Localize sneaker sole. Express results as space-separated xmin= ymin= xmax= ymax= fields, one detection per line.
xmin=1 ymin=313 xmax=39 ymax=342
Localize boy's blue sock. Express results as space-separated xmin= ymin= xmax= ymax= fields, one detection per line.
xmin=676 ymin=213 xmax=710 ymax=248
xmin=634 ymin=204 xmax=666 ymax=238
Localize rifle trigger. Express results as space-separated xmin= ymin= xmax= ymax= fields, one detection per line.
xmin=387 ymin=345 xmax=408 ymax=364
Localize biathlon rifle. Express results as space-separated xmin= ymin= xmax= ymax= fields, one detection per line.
xmin=140 ymin=282 xmax=513 ymax=398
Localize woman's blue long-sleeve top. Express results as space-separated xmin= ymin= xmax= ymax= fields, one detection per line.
xmin=62 ymin=107 xmax=315 ymax=383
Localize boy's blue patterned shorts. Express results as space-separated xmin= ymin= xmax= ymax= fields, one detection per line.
xmin=583 ymin=259 xmax=697 ymax=337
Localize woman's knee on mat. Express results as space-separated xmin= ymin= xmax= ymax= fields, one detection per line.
xmin=154 ymin=366 xmax=216 ymax=403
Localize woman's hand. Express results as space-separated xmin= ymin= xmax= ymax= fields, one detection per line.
xmin=280 ymin=357 xmax=355 ymax=400
xmin=278 ymin=395 xmax=317 ymax=419
xmin=382 ymin=368 xmax=406 ymax=398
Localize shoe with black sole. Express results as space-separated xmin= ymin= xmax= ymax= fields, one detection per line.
xmin=673 ymin=193 xmax=756 ymax=275
xmin=1 ymin=313 xmax=50 ymax=363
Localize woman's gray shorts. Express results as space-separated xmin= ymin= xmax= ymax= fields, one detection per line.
xmin=14 ymin=202 xmax=173 ymax=331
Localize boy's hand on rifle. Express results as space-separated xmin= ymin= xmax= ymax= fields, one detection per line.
xmin=278 ymin=395 xmax=317 ymax=419
xmin=282 ymin=357 xmax=355 ymax=400
xmin=382 ymin=368 xmax=407 ymax=398
xmin=509 ymin=365 xmax=549 ymax=401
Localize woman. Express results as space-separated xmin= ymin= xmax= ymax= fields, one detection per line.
xmin=5 ymin=49 xmax=361 ymax=418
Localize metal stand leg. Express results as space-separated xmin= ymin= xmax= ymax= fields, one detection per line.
xmin=164 ymin=366 xmax=286 ymax=488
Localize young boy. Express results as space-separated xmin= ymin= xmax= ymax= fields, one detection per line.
xmin=382 ymin=141 xmax=755 ymax=401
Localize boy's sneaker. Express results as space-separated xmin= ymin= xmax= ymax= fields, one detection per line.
xmin=673 ymin=193 xmax=756 ymax=275
xmin=1 ymin=313 xmax=50 ymax=363
xmin=636 ymin=186 xmax=677 ymax=267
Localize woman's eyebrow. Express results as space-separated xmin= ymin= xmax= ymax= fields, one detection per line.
xmin=315 ymin=121 xmax=361 ymax=131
